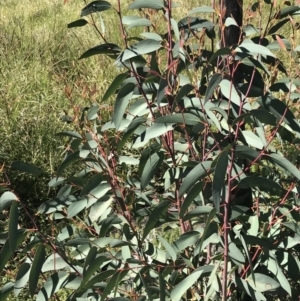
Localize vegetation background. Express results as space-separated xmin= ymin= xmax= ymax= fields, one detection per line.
xmin=1 ymin=0 xmax=300 ymax=300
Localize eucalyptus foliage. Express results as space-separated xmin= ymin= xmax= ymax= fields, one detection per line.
xmin=2 ymin=0 xmax=300 ymax=300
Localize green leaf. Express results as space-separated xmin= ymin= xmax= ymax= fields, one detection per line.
xmin=102 ymin=72 xmax=128 ymax=101
xmin=11 ymin=161 xmax=43 ymax=175
xmin=29 ymin=244 xmax=46 ymax=297
xmin=85 ymin=270 xmax=115 ymax=288
xmin=260 ymin=94 xmax=300 ymax=136
xmin=140 ymin=32 xmax=162 ymax=41
xmin=80 ymin=43 xmax=121 ymax=59
xmin=100 ymin=269 xmax=129 ymax=301
xmin=237 ymin=39 xmax=276 ymax=58
xmin=180 ymin=182 xmax=204 ymax=218
xmin=83 ymin=246 xmax=97 ymax=278
xmin=36 ymin=271 xmax=71 ymax=301
xmin=142 ymin=200 xmax=170 ymax=241
xmin=141 ymin=151 xmax=164 ymax=190
xmin=157 ymin=235 xmax=177 ymax=261
xmin=276 ymin=6 xmax=300 ymax=19
xmin=247 ymin=273 xmax=280 ymax=292
xmin=183 ymin=206 xmax=214 ymax=221
xmin=42 ymin=253 xmax=69 ymax=273
xmin=119 ymin=39 xmax=161 ymax=62
xmin=173 ymin=231 xmax=201 ymax=252
xmin=67 ymin=196 xmax=88 ymax=218
xmin=156 ymin=113 xmax=203 ymax=125
xmin=67 ymin=19 xmax=88 ymax=28
xmin=209 ymin=47 xmax=231 ymax=63
xmin=175 ymin=84 xmax=194 ymax=102
xmin=242 ymin=130 xmax=265 ymax=150
xmin=212 ymin=151 xmax=228 ymax=213
xmin=0 ymin=229 xmax=27 ymax=273
xmin=267 ymin=18 xmax=289 ymax=35
xmin=219 ymin=79 xmax=241 ymax=106
xmin=8 ymin=201 xmax=18 ymax=254
xmin=205 ymin=73 xmax=222 ymax=103
xmin=235 ymin=145 xmax=260 ymax=161
xmin=179 ymin=161 xmax=213 ymax=197
xmin=57 ymin=151 xmax=80 ymax=177
xmin=80 ymin=1 xmax=112 ymax=17
xmin=14 ymin=263 xmax=31 ymax=297
xmin=266 ymin=153 xmax=300 ymax=181
xmin=123 ymin=16 xmax=151 ymax=29
xmin=133 ymin=123 xmax=174 ymax=148
xmin=87 ymin=103 xmax=99 ymax=121
xmin=0 ymin=282 xmax=14 ymax=301
xmin=55 ymin=131 xmax=82 ymax=139
xmin=170 ymin=269 xmax=204 ymax=301
xmin=117 ymin=117 xmax=146 ymax=151
xmin=188 ymin=6 xmax=215 ymax=14
xmin=229 ymin=240 xmax=245 ymax=266
xmin=238 ymin=176 xmax=282 ymax=192
xmin=113 ymin=82 xmax=135 ymax=130
xmin=0 ymin=191 xmax=18 ymax=212
xmin=129 ymin=0 xmax=164 ymax=10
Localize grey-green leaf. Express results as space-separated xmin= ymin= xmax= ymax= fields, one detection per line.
xmin=67 ymin=19 xmax=88 ymax=28
xmin=0 ymin=191 xmax=18 ymax=212
xmin=102 ymin=72 xmax=128 ymax=101
xmin=212 ymin=151 xmax=228 ymax=213
xmin=247 ymin=273 xmax=280 ymax=292
xmin=179 ymin=161 xmax=213 ymax=197
xmin=11 ymin=161 xmax=43 ymax=175
xmin=29 ymin=244 xmax=46 ymax=297
xmin=113 ymin=83 xmax=135 ymax=130
xmin=170 ymin=269 xmax=203 ymax=301
xmin=80 ymin=1 xmax=112 ymax=17
xmin=141 ymin=151 xmax=164 ymax=190
xmin=129 ymin=0 xmax=164 ymax=10
xmin=14 ymin=262 xmax=31 ymax=297
xmin=8 ymin=200 xmax=18 ymax=254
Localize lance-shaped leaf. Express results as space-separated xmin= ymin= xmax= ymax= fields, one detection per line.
xmin=205 ymin=73 xmax=222 ymax=103
xmin=236 ymin=39 xmax=276 ymax=58
xmin=81 ymin=1 xmax=111 ymax=17
xmin=8 ymin=200 xmax=19 ymax=253
xmin=219 ymin=79 xmax=241 ymax=106
xmin=29 ymin=244 xmax=46 ymax=297
xmin=113 ymin=82 xmax=135 ymax=130
xmin=0 ymin=191 xmax=18 ymax=211
xmin=57 ymin=151 xmax=80 ymax=177
xmin=141 ymin=151 xmax=164 ymax=190
xmin=118 ymin=39 xmax=161 ymax=62
xmin=0 ymin=282 xmax=14 ymax=301
xmin=129 ymin=0 xmax=164 ymax=10
xmin=179 ymin=161 xmax=213 ymax=197
xmin=80 ymin=43 xmax=121 ymax=59
xmin=42 ymin=254 xmax=70 ymax=272
xmin=156 ymin=113 xmax=203 ymax=125
xmin=188 ymin=6 xmax=215 ymax=14
xmin=67 ymin=19 xmax=88 ymax=28
xmin=238 ymin=176 xmax=282 ymax=192
xmin=247 ymin=273 xmax=280 ymax=292
xmin=122 ymin=16 xmax=151 ymax=29
xmin=142 ymin=200 xmax=170 ymax=241
xmin=11 ymin=161 xmax=43 ymax=175
xmin=170 ymin=269 xmax=204 ymax=301
xmin=158 ymin=235 xmax=177 ymax=262
xmin=102 ymin=72 xmax=128 ymax=101
xmin=14 ymin=262 xmax=31 ymax=297
xmin=212 ymin=151 xmax=228 ymax=213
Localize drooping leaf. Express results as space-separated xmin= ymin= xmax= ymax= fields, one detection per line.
xmin=179 ymin=161 xmax=213 ymax=197
xmin=212 ymin=151 xmax=228 ymax=213
xmin=113 ymin=82 xmax=135 ymax=130
xmin=42 ymin=254 xmax=70 ymax=272
xmin=11 ymin=161 xmax=43 ymax=175
xmin=0 ymin=229 xmax=27 ymax=273
xmin=0 ymin=282 xmax=14 ymax=301
xmin=141 ymin=151 xmax=164 ymax=190
xmin=188 ymin=6 xmax=215 ymax=14
xmin=14 ymin=262 xmax=31 ymax=297
xmin=156 ymin=113 xmax=203 ymax=125
xmin=142 ymin=200 xmax=170 ymax=241
xmin=80 ymin=43 xmax=121 ymax=59
xmin=242 ymin=130 xmax=265 ymax=150
xmin=129 ymin=0 xmax=164 ymax=10
xmin=118 ymin=39 xmax=161 ymax=62
xmin=268 ymin=18 xmax=289 ymax=35
xmin=237 ymin=39 xmax=276 ymax=58
xmin=87 ymin=103 xmax=99 ymax=121
xmin=57 ymin=151 xmax=80 ymax=177
xmin=219 ymin=79 xmax=241 ymax=105
xmin=29 ymin=244 xmax=46 ymax=297
xmin=0 ymin=191 xmax=18 ymax=211
xmin=180 ymin=182 xmax=204 ymax=218
xmin=102 ymin=72 xmax=128 ymax=101
xmin=229 ymin=240 xmax=245 ymax=266
xmin=80 ymin=1 xmax=112 ymax=17
xmin=175 ymin=84 xmax=194 ymax=102
xmin=8 ymin=201 xmax=19 ymax=254
xmin=238 ymin=176 xmax=282 ymax=192
xmin=247 ymin=273 xmax=280 ymax=292
xmin=157 ymin=235 xmax=177 ymax=261
xmin=55 ymin=131 xmax=82 ymax=139
xmin=205 ymin=73 xmax=222 ymax=103
xmin=67 ymin=19 xmax=88 ymax=28
xmin=170 ymin=269 xmax=204 ymax=301
xmin=36 ymin=271 xmax=71 ymax=301
xmin=122 ymin=16 xmax=151 ymax=29
xmin=275 ymin=6 xmax=300 ymax=19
